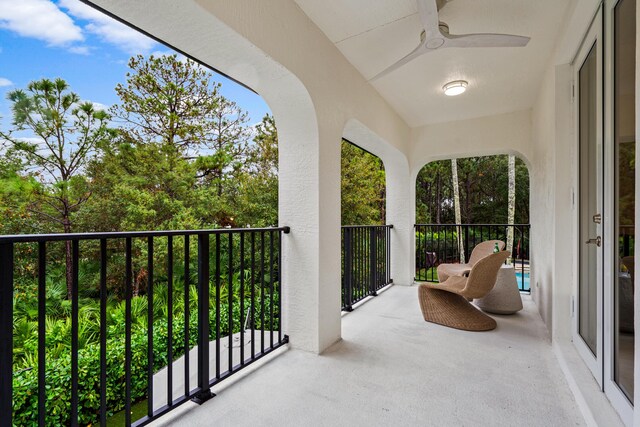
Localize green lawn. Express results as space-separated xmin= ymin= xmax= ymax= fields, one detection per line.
xmin=415 ymin=267 xmax=439 ymax=282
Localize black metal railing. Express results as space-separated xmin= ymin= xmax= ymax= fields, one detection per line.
xmin=414 ymin=224 xmax=531 ymax=292
xmin=341 ymin=225 xmax=393 ymax=311
xmin=620 ymin=225 xmax=635 ymax=257
xmin=1 ymin=226 xmax=289 ymax=427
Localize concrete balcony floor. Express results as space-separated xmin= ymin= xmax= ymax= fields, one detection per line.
xmin=151 ymin=285 xmax=585 ymax=426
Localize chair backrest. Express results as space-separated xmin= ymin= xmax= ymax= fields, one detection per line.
xmin=468 ymin=240 xmax=506 ymax=266
xmin=462 ymin=250 xmax=510 ymax=299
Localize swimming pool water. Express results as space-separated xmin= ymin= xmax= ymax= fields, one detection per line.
xmin=515 ymin=271 xmax=530 ymax=291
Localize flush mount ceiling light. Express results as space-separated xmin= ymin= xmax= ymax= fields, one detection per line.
xmin=443 ymin=80 xmax=468 ymax=96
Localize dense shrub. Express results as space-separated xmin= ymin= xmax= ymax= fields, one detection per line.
xmin=12 ymin=291 xmax=277 ymax=426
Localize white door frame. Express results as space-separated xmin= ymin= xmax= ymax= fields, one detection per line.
xmin=573 ymin=5 xmax=604 ymax=387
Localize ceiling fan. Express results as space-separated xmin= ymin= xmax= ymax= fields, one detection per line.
xmin=370 ymin=0 xmax=530 ymax=80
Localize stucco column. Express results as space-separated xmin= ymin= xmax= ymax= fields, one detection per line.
xmin=279 ymin=115 xmax=342 ymax=354
xmin=386 ymin=160 xmax=414 ymax=286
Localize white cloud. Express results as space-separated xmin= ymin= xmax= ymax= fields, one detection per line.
xmin=59 ymin=0 xmax=156 ymax=54
xmin=0 ymin=0 xmax=83 ymax=46
xmin=68 ymin=45 xmax=90 ymax=55
xmin=84 ymin=101 xmax=109 ymax=111
xmin=0 ymin=77 xmax=13 ymax=87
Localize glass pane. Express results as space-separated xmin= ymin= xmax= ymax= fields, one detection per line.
xmin=579 ymin=43 xmax=598 ymax=355
xmin=614 ymin=0 xmax=635 ymax=403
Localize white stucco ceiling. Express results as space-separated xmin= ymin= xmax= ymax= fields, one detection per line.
xmin=293 ymin=0 xmax=573 ymax=127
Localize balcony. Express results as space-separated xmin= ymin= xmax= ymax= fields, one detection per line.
xmin=147 ymin=285 xmax=584 ymax=426
xmin=4 ymin=223 xmax=559 ymax=426
xmin=1 ymin=0 xmax=638 ymax=425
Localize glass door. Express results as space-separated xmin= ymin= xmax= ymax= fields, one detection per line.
xmin=613 ymin=0 xmax=636 ymax=401
xmin=603 ymin=0 xmax=635 ymax=422
xmin=574 ymin=7 xmax=604 ymax=384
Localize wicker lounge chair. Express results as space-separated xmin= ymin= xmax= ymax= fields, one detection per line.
xmin=418 ymin=250 xmax=510 ymax=331
xmin=436 ymin=239 xmax=505 ymax=282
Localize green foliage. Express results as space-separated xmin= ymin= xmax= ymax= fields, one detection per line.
xmin=341 ymin=140 xmax=386 ymax=225
xmin=234 ymin=114 xmax=278 ymax=227
xmin=12 ymin=274 xmax=279 ymax=426
xmin=0 ymin=78 xmax=114 ymax=233
xmin=416 ymin=155 xmax=529 ymax=224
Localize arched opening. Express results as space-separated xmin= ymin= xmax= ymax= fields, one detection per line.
xmin=414 ymin=154 xmax=531 ymax=291
xmin=340 ymin=139 xmax=391 ymax=312
xmin=341 ymin=139 xmax=386 ymax=226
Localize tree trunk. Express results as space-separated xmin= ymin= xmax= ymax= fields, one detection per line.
xmin=451 ymin=159 xmax=465 ymax=263
xmin=506 ymin=155 xmax=516 ymax=261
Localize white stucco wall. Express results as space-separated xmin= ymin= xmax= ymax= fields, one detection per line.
xmin=409 ymin=109 xmax=533 ymax=172
xmin=87 ymin=0 xmax=412 ymax=354
xmin=530 ymin=65 xmax=557 ymax=332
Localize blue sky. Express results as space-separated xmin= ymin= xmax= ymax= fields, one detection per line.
xmin=0 ymin=0 xmax=271 ymax=127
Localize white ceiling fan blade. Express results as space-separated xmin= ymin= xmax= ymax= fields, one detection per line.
xmin=443 ymin=33 xmax=530 ymax=48
xmin=369 ymin=41 xmax=426 ymax=81
xmin=416 ymin=0 xmax=440 ymax=36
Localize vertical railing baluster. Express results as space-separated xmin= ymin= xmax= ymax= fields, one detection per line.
xmin=38 ymin=242 xmax=46 ymax=427
xmin=354 ymin=228 xmax=358 ymax=302
xmin=421 ymin=225 xmax=425 ymax=281
xmin=436 ymin=225 xmax=441 ymax=281
xmin=370 ymin=227 xmax=377 ymax=296
xmin=377 ymin=227 xmax=381 ymax=289
xmin=353 ymin=229 xmax=357 ymax=302
xmin=377 ymin=228 xmax=381 ymax=288
xmin=379 ymin=227 xmax=383 ymax=289
xmin=445 ymin=225 xmax=449 ymax=265
xmin=341 ymin=229 xmax=345 ymax=309
xmin=250 ymin=233 xmax=255 ymax=358
xmin=359 ymin=228 xmax=363 ymax=299
xmin=0 ymin=243 xmax=14 ymax=426
xmin=71 ymin=240 xmax=79 ymax=427
xmin=99 ymin=239 xmax=108 ymax=426
xmin=270 ymin=230 xmax=275 ymax=348
xmin=0 ymin=242 xmax=13 ymax=427
xmin=345 ymin=228 xmax=353 ymax=310
xmin=387 ymin=226 xmax=391 ymax=284
xmin=125 ymin=237 xmax=132 ymax=427
xmin=184 ymin=234 xmax=190 ymax=396
xmin=278 ymin=230 xmax=285 ymax=342
xmin=361 ymin=229 xmax=365 ymax=299
xmin=464 ymin=226 xmax=469 ymax=264
xmin=215 ymin=233 xmax=221 ymax=379
xmin=424 ymin=225 xmax=428 ymax=281
xmin=193 ymin=233 xmax=213 ymax=404
xmin=167 ymin=235 xmax=173 ymax=406
xmin=362 ymin=229 xmax=365 ymax=297
xmin=432 ymin=225 xmax=436 ymax=282
xmin=240 ymin=232 xmax=245 ymax=365
xmin=354 ymin=228 xmax=357 ymax=304
xmin=260 ymin=232 xmax=265 ymax=354
xmin=228 ymin=232 xmax=233 ymax=373
xmin=147 ymin=237 xmax=154 ymax=416
xmin=521 ymin=227 xmax=526 ymax=291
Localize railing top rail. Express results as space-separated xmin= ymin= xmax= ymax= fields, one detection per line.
xmin=414 ymin=223 xmax=530 ymax=227
xmin=341 ymin=224 xmax=394 ymax=229
xmin=0 ymin=226 xmax=291 ymax=244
